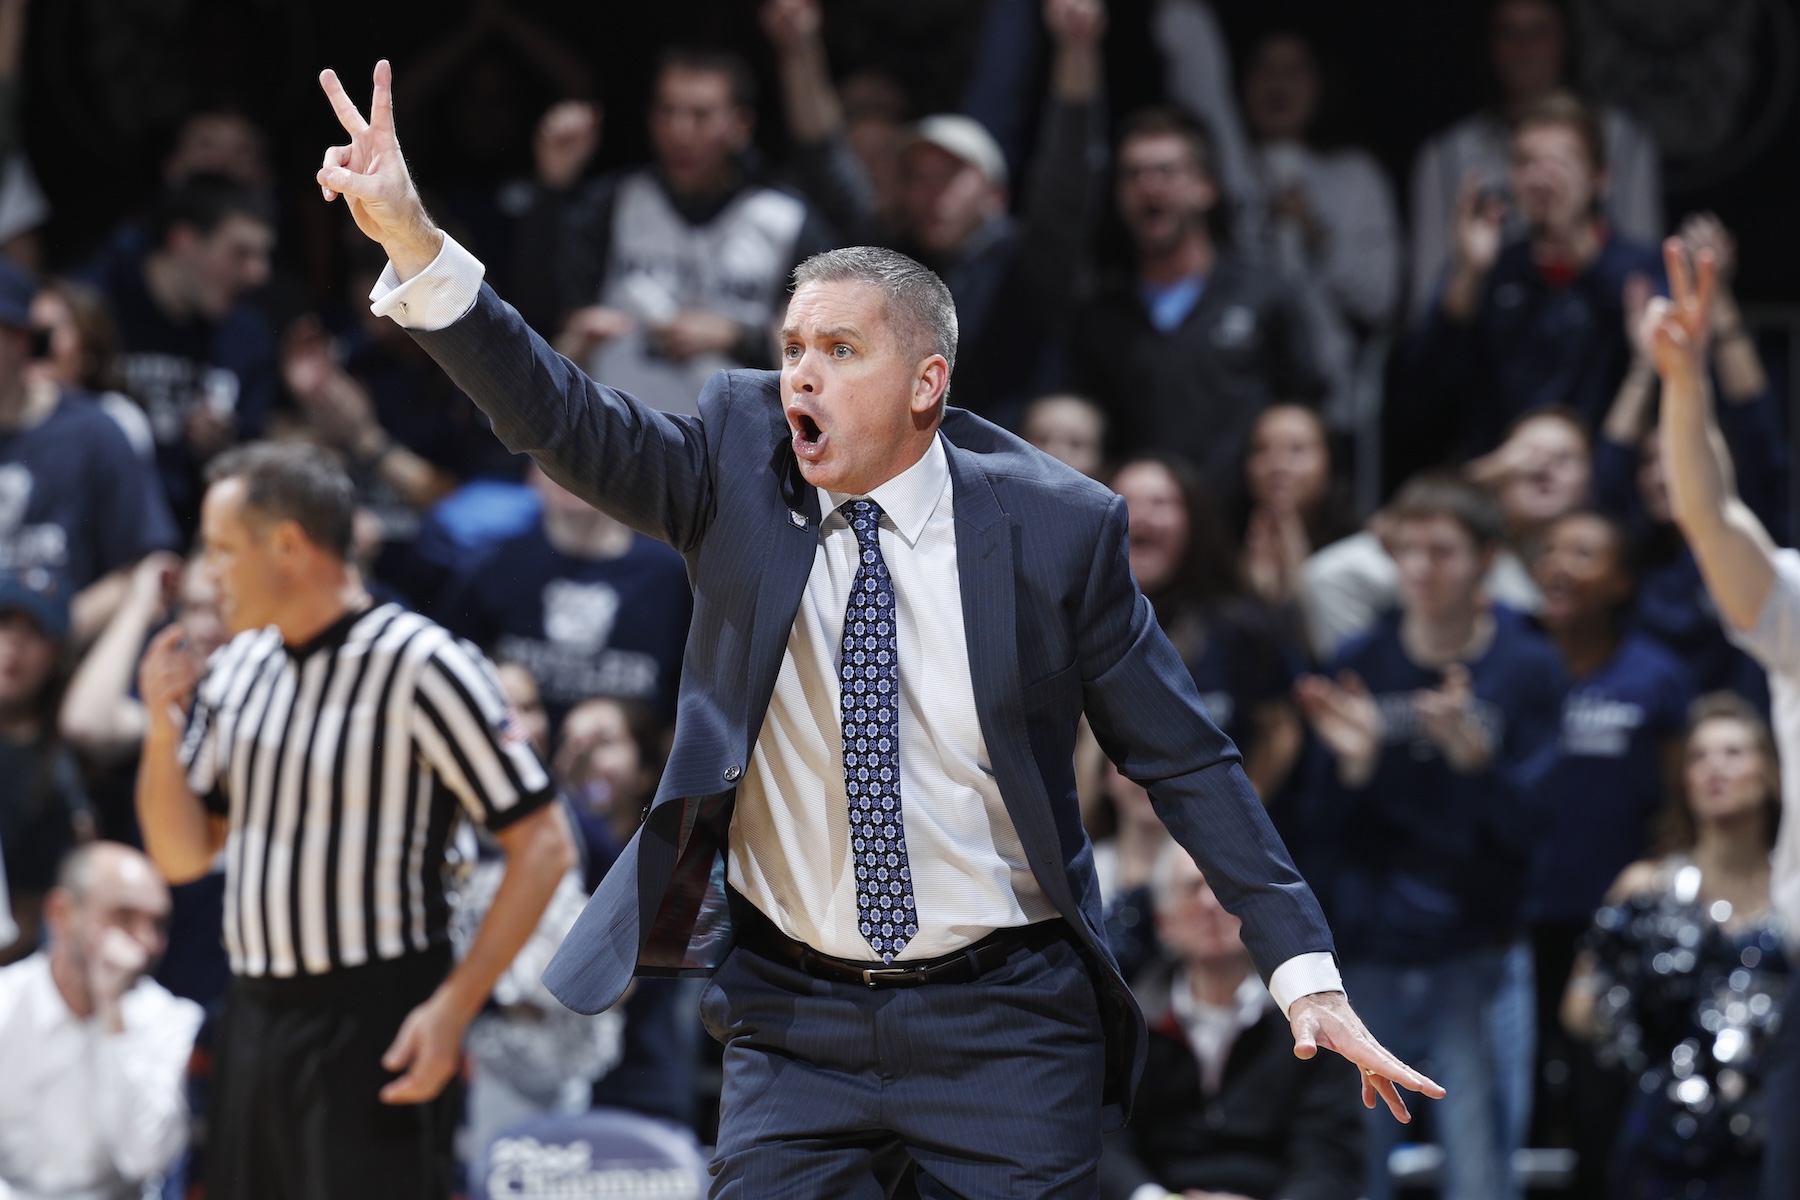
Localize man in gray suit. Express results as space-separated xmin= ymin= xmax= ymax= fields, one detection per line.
xmin=317 ymin=60 xmax=1441 ymax=1197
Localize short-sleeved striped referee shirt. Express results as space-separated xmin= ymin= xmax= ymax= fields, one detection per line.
xmin=180 ymin=602 xmax=553 ymax=978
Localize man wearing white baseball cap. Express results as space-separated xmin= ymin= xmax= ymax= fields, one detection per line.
xmin=758 ymin=0 xmax=1106 ymax=421
xmin=900 ymin=0 xmax=1110 ymax=423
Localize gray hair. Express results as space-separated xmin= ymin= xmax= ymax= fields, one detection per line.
xmin=792 ymin=246 xmax=959 ymax=377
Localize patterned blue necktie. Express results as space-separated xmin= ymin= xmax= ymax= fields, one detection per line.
xmin=839 ymin=499 xmax=916 ymax=962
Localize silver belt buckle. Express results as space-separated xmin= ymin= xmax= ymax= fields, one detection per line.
xmin=860 ymin=966 xmax=916 ymax=988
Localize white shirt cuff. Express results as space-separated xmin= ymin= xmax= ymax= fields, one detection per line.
xmin=367 ymin=233 xmax=486 ymax=331
xmin=1128 ymin=1185 xmax=1174 ymax=1200
xmin=1267 ymin=951 xmax=1343 ymax=1017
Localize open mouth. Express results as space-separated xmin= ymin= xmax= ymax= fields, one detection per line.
xmin=791 ymin=411 xmax=826 ymax=460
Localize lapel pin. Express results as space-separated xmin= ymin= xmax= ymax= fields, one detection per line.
xmin=789 ymin=510 xmax=808 ymax=530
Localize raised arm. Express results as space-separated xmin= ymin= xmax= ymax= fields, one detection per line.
xmin=316 ymin=62 xmax=716 ymax=550
xmin=134 ymin=625 xmax=226 ymax=886
xmin=1652 ymin=237 xmax=1777 ymax=633
xmin=61 ymin=553 xmax=182 ymax=758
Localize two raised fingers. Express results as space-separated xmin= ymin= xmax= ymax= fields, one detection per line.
xmin=319 ymin=60 xmax=393 ymax=136
xmin=1662 ymin=235 xmax=1715 ymax=325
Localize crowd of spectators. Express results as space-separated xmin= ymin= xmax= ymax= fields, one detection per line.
xmin=0 ymin=0 xmax=1791 ymax=1197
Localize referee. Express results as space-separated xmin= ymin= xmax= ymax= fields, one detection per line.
xmin=136 ymin=443 xmax=575 ymax=1199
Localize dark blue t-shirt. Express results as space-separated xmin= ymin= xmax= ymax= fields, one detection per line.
xmin=0 ymin=389 xmax=179 ymax=590
xmin=1525 ymin=634 xmax=1694 ymax=924
xmin=1179 ymin=599 xmax=1301 ymax=763
xmin=84 ymin=244 xmax=276 ymax=531
xmin=1410 ymin=234 xmax=1665 ymax=456
xmin=1302 ymin=606 xmax=1566 ymax=964
xmin=438 ymin=526 xmax=693 ymax=728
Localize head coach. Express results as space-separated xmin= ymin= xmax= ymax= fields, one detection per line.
xmin=316 ymin=59 xmax=1442 ymax=1197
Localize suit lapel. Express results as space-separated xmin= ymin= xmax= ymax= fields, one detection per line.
xmin=943 ymin=438 xmax=1079 ymax=916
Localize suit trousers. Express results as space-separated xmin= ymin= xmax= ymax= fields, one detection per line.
xmin=699 ymin=932 xmax=1108 ymax=1198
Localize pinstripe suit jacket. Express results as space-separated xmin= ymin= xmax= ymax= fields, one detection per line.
xmin=411 ymin=285 xmax=1335 ymax=1125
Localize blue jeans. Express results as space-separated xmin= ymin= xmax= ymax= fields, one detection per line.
xmin=1345 ymin=946 xmax=1528 ymax=1200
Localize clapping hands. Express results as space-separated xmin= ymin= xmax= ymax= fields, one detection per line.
xmin=1294 ymin=671 xmax=1381 ymax=787
xmin=1413 ymin=663 xmax=1493 ymax=772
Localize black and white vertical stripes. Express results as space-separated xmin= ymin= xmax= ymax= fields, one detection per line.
xmin=181 ymin=603 xmax=553 ymax=978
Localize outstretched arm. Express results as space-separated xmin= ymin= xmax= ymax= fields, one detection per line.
xmin=1653 ymin=237 xmax=1777 ymax=634
xmin=316 ymin=62 xmax=716 ymax=550
xmin=1077 ymin=498 xmax=1442 ymax=1121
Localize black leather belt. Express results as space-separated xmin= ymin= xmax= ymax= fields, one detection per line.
xmin=729 ymin=889 xmax=1070 ymax=989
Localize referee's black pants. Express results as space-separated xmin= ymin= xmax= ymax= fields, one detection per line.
xmin=207 ymin=946 xmax=459 ymax=1200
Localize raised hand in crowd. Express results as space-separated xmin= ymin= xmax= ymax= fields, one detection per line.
xmin=1413 ymin=663 xmax=1493 ymax=772
xmin=1294 ymin=671 xmax=1381 ymax=787
xmin=534 ymin=99 xmax=601 ymax=191
xmin=60 ymin=551 xmax=186 ymax=758
xmin=760 ymin=0 xmax=822 ymax=57
xmin=1679 ymin=211 xmax=1769 ymax=400
xmin=1045 ymin=0 xmax=1107 ymax=98
xmin=1642 ymin=239 xmax=1714 ymax=387
xmin=1443 ymin=170 xmax=1506 ymax=320
xmin=1641 ymin=236 xmax=1785 ymax=632
xmin=1601 ymin=270 xmax=1659 ymax=445
xmin=760 ymin=0 xmax=844 ymax=150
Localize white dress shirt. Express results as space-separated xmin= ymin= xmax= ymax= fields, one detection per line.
xmin=370 ymin=235 xmax=1342 ymax=1010
xmin=0 ymin=953 xmax=203 ymax=1200
xmin=726 ymin=435 xmax=1055 ymax=958
xmin=1731 ymin=548 xmax=1800 ymax=948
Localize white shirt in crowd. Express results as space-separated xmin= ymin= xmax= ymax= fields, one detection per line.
xmin=372 ymin=234 xmax=1342 ymax=1015
xmin=1730 ymin=548 xmax=1800 ymax=945
xmin=0 ymin=953 xmax=203 ymax=1200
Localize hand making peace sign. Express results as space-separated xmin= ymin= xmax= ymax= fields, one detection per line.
xmin=1640 ymin=236 xmax=1717 ymax=389
xmin=316 ymin=60 xmax=444 ymax=280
